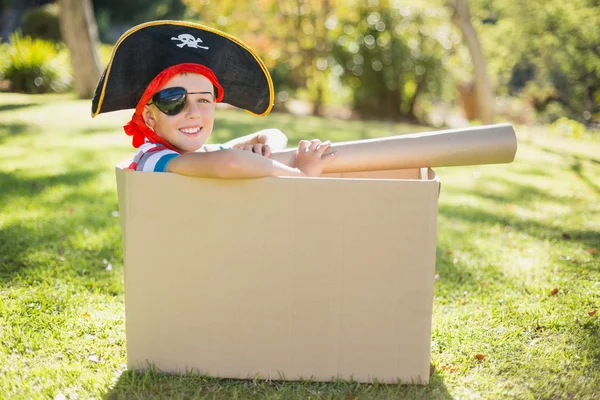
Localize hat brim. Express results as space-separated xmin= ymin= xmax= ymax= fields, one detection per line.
xmin=91 ymin=20 xmax=274 ymax=117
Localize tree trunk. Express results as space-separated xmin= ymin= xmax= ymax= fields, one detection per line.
xmin=58 ymin=0 xmax=102 ymax=99
xmin=408 ymin=73 xmax=428 ymax=121
xmin=450 ymin=0 xmax=495 ymax=124
xmin=311 ymin=0 xmax=329 ymax=117
xmin=313 ymin=85 xmax=324 ymax=117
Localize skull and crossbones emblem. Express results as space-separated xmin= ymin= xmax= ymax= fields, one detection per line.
xmin=171 ymin=34 xmax=209 ymax=50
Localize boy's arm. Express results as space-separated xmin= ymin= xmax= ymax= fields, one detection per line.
xmin=167 ymin=149 xmax=302 ymax=178
xmin=166 ymin=140 xmax=336 ymax=178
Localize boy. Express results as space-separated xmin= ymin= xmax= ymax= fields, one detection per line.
xmin=92 ymin=21 xmax=336 ymax=177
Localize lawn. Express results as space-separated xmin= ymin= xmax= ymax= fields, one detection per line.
xmin=0 ymin=93 xmax=599 ymax=399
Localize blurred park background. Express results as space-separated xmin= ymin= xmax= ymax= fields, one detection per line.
xmin=1 ymin=0 xmax=599 ymax=132
xmin=1 ymin=1 xmax=599 ymax=399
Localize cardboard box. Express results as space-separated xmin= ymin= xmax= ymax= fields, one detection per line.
xmin=116 ymin=166 xmax=440 ymax=384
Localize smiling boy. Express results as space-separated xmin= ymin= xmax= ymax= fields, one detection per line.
xmin=92 ymin=21 xmax=336 ymax=178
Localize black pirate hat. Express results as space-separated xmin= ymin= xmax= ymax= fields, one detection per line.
xmin=91 ymin=20 xmax=274 ymax=117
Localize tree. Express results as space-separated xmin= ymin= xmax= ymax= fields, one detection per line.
xmin=183 ymin=0 xmax=449 ymax=121
xmin=470 ymin=0 xmax=600 ymax=124
xmin=331 ymin=1 xmax=447 ymax=121
xmin=448 ymin=0 xmax=494 ymax=123
xmin=91 ymin=0 xmax=187 ymax=43
xmin=58 ymin=0 xmax=102 ymax=98
xmin=183 ymin=0 xmax=341 ymax=116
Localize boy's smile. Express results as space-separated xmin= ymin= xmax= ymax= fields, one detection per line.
xmin=142 ymin=73 xmax=216 ymax=153
xmin=180 ymin=126 xmax=202 ymax=136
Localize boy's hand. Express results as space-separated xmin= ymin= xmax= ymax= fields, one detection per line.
xmin=229 ymin=128 xmax=287 ymax=158
xmin=234 ymin=143 xmax=272 ymax=158
xmin=295 ymin=139 xmax=337 ymax=177
xmin=258 ymin=128 xmax=287 ymax=151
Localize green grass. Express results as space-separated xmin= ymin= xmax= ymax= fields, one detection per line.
xmin=0 ymin=93 xmax=599 ymax=399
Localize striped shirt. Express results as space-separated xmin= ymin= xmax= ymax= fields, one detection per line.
xmin=126 ymin=142 xmax=180 ymax=172
xmin=125 ymin=142 xmax=231 ymax=172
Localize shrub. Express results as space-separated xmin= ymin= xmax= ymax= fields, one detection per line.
xmin=22 ymin=3 xmax=62 ymax=42
xmin=0 ymin=32 xmax=71 ymax=94
xmin=552 ymin=117 xmax=587 ymax=140
xmin=331 ymin=5 xmax=446 ymax=121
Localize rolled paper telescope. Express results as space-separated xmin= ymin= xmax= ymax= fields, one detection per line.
xmin=270 ymin=123 xmax=517 ymax=173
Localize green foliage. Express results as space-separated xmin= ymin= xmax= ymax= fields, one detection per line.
xmin=93 ymin=0 xmax=187 ymax=43
xmin=93 ymin=0 xmax=187 ymax=24
xmin=22 ymin=3 xmax=61 ymax=42
xmin=98 ymin=42 xmax=115 ymax=68
xmin=551 ymin=117 xmax=587 ymax=139
xmin=331 ymin=2 xmax=446 ymax=120
xmin=183 ymin=0 xmax=452 ymax=120
xmin=472 ymin=0 xmax=600 ymax=124
xmin=183 ymin=0 xmax=341 ymax=113
xmin=181 ymin=0 xmax=599 ymax=124
xmin=0 ymin=32 xmax=71 ymax=94
xmin=28 ymin=0 xmax=590 ymax=125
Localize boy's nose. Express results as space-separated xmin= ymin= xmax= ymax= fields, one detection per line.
xmin=185 ymin=100 xmax=203 ymax=118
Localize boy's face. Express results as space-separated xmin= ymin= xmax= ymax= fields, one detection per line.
xmin=142 ymin=73 xmax=216 ymax=153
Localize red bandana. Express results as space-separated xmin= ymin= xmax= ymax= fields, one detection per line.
xmin=123 ymin=63 xmax=224 ymax=152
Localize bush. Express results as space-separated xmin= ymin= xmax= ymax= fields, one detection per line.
xmin=22 ymin=3 xmax=62 ymax=42
xmin=331 ymin=5 xmax=446 ymax=121
xmin=0 ymin=32 xmax=71 ymax=94
xmin=551 ymin=117 xmax=587 ymax=140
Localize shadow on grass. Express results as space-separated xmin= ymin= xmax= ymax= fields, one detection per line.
xmin=0 ymin=103 xmax=40 ymax=113
xmin=537 ymin=145 xmax=600 ymax=165
xmin=80 ymin=126 xmax=119 ymax=135
xmin=438 ymin=157 xmax=599 ymax=251
xmin=0 ymin=209 xmax=121 ymax=284
xmin=0 ymin=169 xmax=96 ymax=205
xmin=507 ymin=164 xmax=552 ymax=177
xmin=0 ymin=122 xmax=33 ymax=143
xmin=442 ymin=176 xmax=574 ymax=206
xmin=104 ymin=367 xmax=453 ymax=400
xmin=571 ymin=159 xmax=600 ymax=195
xmin=533 ymin=145 xmax=600 ymax=194
xmin=433 ymin=242 xmax=508 ymax=294
xmin=578 ymin=317 xmax=600 ymax=366
xmin=434 ymin=188 xmax=600 ymax=395
xmin=438 ymin=203 xmax=600 ymax=253
xmin=0 ymin=169 xmax=122 ymax=284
